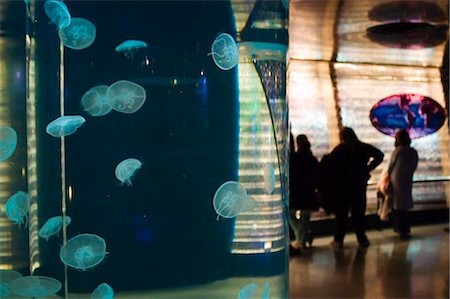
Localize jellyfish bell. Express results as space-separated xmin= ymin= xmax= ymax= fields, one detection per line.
xmin=81 ymin=85 xmax=112 ymax=117
xmin=44 ymin=0 xmax=71 ymax=29
xmin=10 ymin=276 xmax=61 ymax=298
xmin=0 ymin=126 xmax=17 ymax=162
xmin=0 ymin=270 xmax=23 ymax=298
xmin=106 ymin=80 xmax=147 ymax=114
xmin=213 ymin=181 xmax=248 ymax=220
xmin=39 ymin=215 xmax=72 ymax=241
xmin=209 ymin=33 xmax=238 ymax=71
xmin=238 ymin=283 xmax=258 ymax=299
xmin=58 ymin=17 xmax=96 ymax=50
xmin=91 ymin=283 xmax=114 ymax=299
xmin=115 ymin=158 xmax=142 ymax=186
xmin=115 ymin=40 xmax=148 ymax=59
xmin=46 ymin=115 xmax=86 ymax=138
xmin=5 ymin=191 xmax=29 ymax=228
xmin=60 ymin=233 xmax=107 ymax=271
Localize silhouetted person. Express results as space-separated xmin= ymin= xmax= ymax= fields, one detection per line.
xmin=289 ymin=134 xmax=319 ymax=250
xmin=388 ymin=129 xmax=418 ymax=238
xmin=328 ymin=127 xmax=384 ymax=248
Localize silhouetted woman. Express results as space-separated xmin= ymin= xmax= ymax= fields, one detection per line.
xmin=290 ymin=134 xmax=319 ymax=249
xmin=388 ymin=129 xmax=418 ymax=238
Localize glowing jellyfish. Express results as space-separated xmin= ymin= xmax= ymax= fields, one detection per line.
xmin=262 ymin=282 xmax=270 ymax=299
xmin=213 ymin=181 xmax=249 ymax=220
xmin=263 ymin=163 xmax=276 ymax=194
xmin=106 ymin=80 xmax=146 ymax=114
xmin=115 ymin=158 xmax=142 ymax=186
xmin=209 ymin=33 xmax=238 ymax=70
xmin=0 ymin=126 xmax=17 ymax=162
xmin=115 ymin=40 xmax=148 ymax=59
xmin=46 ymin=115 xmax=86 ymax=137
xmin=44 ymin=0 xmax=71 ymax=29
xmin=5 ymin=191 xmax=29 ymax=228
xmin=238 ymin=283 xmax=258 ymax=299
xmin=39 ymin=216 xmax=72 ymax=241
xmin=91 ymin=283 xmax=114 ymax=299
xmin=10 ymin=276 xmax=61 ymax=298
xmin=0 ymin=270 xmax=22 ymax=298
xmin=81 ymin=85 xmax=112 ymax=117
xmin=60 ymin=233 xmax=107 ymax=271
xmin=58 ymin=17 xmax=96 ymax=50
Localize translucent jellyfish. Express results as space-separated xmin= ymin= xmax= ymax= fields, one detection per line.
xmin=81 ymin=85 xmax=113 ymax=117
xmin=58 ymin=17 xmax=96 ymax=50
xmin=262 ymin=282 xmax=270 ymax=299
xmin=0 ymin=270 xmax=22 ymax=298
xmin=209 ymin=33 xmax=238 ymax=70
xmin=0 ymin=126 xmax=17 ymax=162
xmin=213 ymin=181 xmax=249 ymax=220
xmin=46 ymin=115 xmax=86 ymax=137
xmin=263 ymin=163 xmax=276 ymax=194
xmin=91 ymin=283 xmax=114 ymax=299
xmin=115 ymin=158 xmax=142 ymax=186
xmin=238 ymin=283 xmax=258 ymax=299
xmin=39 ymin=215 xmax=72 ymax=241
xmin=44 ymin=0 xmax=71 ymax=29
xmin=10 ymin=276 xmax=61 ymax=298
xmin=115 ymin=40 xmax=148 ymax=59
xmin=60 ymin=233 xmax=107 ymax=271
xmin=5 ymin=191 xmax=29 ymax=228
xmin=106 ymin=80 xmax=146 ymax=114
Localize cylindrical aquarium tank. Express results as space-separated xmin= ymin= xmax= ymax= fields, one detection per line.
xmin=1 ymin=0 xmax=289 ymax=298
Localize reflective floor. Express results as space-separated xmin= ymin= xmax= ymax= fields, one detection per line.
xmin=289 ymin=223 xmax=449 ymax=299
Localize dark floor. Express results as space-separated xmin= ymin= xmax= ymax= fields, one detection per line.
xmin=289 ymin=223 xmax=449 ymax=299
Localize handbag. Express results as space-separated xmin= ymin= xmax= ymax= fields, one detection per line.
xmin=377 ymin=193 xmax=391 ymax=221
xmin=377 ymin=169 xmax=392 ymax=197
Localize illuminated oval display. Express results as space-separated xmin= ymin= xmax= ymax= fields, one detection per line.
xmin=370 ymin=94 xmax=446 ymax=139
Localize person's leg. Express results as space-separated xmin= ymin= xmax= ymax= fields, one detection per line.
xmin=393 ymin=209 xmax=410 ymax=237
xmin=351 ymin=187 xmax=369 ymax=245
xmin=299 ymin=210 xmax=311 ymax=245
xmin=334 ymin=207 xmax=349 ymax=244
xmin=289 ymin=209 xmax=302 ymax=247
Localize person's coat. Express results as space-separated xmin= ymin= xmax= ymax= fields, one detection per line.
xmin=388 ymin=145 xmax=418 ymax=210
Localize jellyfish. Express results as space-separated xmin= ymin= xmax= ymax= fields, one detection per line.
xmin=115 ymin=158 xmax=142 ymax=186
xmin=238 ymin=283 xmax=258 ymax=299
xmin=0 ymin=126 xmax=17 ymax=162
xmin=115 ymin=40 xmax=148 ymax=59
xmin=10 ymin=276 xmax=61 ymax=298
xmin=209 ymin=33 xmax=238 ymax=70
xmin=91 ymin=283 xmax=114 ymax=299
xmin=5 ymin=191 xmax=29 ymax=228
xmin=0 ymin=270 xmax=22 ymax=298
xmin=44 ymin=0 xmax=71 ymax=29
xmin=60 ymin=233 xmax=107 ymax=271
xmin=39 ymin=215 xmax=72 ymax=241
xmin=58 ymin=17 xmax=96 ymax=50
xmin=46 ymin=115 xmax=86 ymax=137
xmin=213 ymin=181 xmax=250 ymax=220
xmin=106 ymin=80 xmax=146 ymax=114
xmin=263 ymin=163 xmax=276 ymax=194
xmin=81 ymin=85 xmax=113 ymax=117
xmin=261 ymin=282 xmax=270 ymax=299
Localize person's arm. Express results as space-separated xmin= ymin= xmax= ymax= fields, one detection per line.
xmin=367 ymin=144 xmax=384 ymax=172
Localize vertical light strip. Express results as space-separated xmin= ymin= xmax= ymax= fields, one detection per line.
xmin=59 ymin=41 xmax=69 ymax=298
xmin=26 ymin=21 xmax=40 ymax=272
xmin=0 ymin=34 xmax=13 ymax=271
